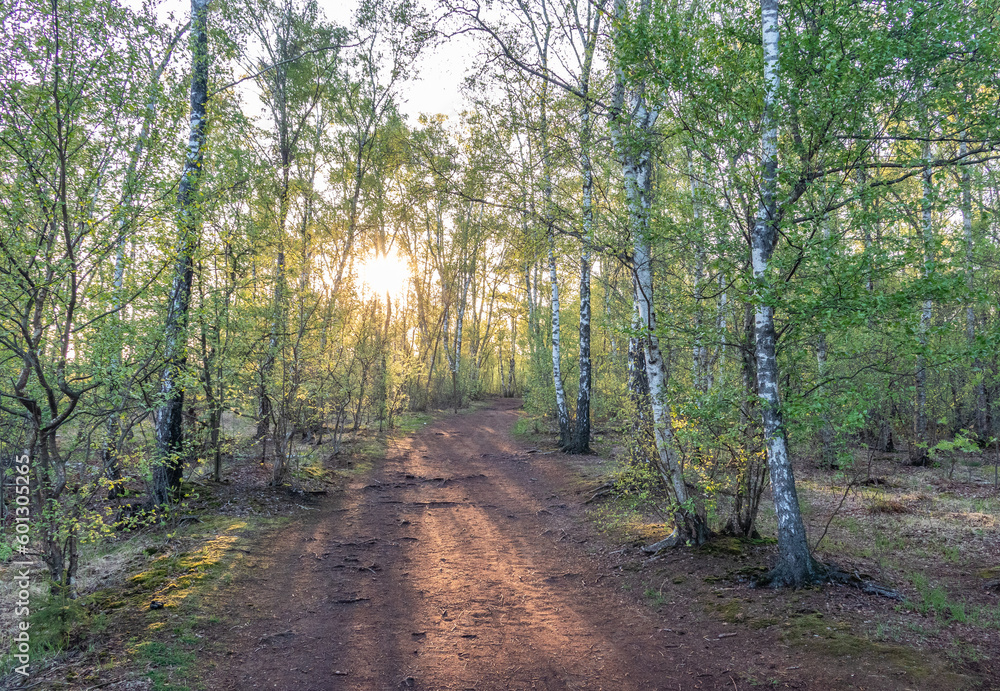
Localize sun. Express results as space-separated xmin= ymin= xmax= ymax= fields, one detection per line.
xmin=356 ymin=247 xmax=410 ymax=302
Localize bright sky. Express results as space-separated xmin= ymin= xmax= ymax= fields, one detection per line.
xmin=322 ymin=0 xmax=469 ymax=122
xmin=135 ymin=0 xmax=470 ymax=123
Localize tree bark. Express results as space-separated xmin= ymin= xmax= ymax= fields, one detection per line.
xmin=912 ymin=136 xmax=933 ymax=464
xmin=549 ymin=243 xmax=571 ymax=446
xmin=753 ymin=0 xmax=823 ymax=585
xmin=152 ymin=0 xmax=210 ymax=505
xmin=568 ymin=0 xmax=603 ymax=455
xmin=610 ymin=0 xmax=707 ymax=543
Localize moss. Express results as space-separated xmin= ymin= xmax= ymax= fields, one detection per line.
xmin=976 ymin=566 xmax=1000 ymax=580
xmin=710 ymin=599 xmax=744 ymax=623
xmin=778 ymin=613 xmax=972 ymax=686
xmin=731 ymin=564 xmax=768 ymax=579
xmin=697 ymin=536 xmax=745 ymax=556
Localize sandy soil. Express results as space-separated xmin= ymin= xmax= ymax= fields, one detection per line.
xmin=194 ymin=399 xmax=967 ymax=690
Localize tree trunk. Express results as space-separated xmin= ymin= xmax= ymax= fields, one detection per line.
xmin=573 ymin=244 xmax=592 ymax=453
xmin=610 ymin=0 xmax=707 ymax=545
xmin=689 ymin=152 xmax=708 ymax=395
xmin=816 ymin=220 xmax=835 ymax=466
xmin=549 ymin=244 xmax=571 ymax=446
xmin=103 ymin=28 xmax=185 ymax=499
xmin=912 ymin=136 xmax=933 ymax=464
xmin=960 ymin=140 xmax=988 ymax=440
xmin=628 ymin=309 xmax=654 ymax=467
xmin=152 ymin=0 xmax=210 ymax=506
xmin=568 ymin=4 xmax=601 ymax=455
xmin=753 ymin=0 xmax=823 ymax=586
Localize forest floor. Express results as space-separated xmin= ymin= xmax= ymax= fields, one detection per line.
xmin=4 ymin=398 xmax=999 ymax=690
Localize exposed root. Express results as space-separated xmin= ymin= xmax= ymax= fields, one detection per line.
xmin=754 ymin=560 xmax=903 ymax=600
xmin=583 ymin=481 xmax=617 ymax=504
xmin=641 ymin=530 xmax=682 ymax=555
xmin=754 ymin=557 xmax=829 ymax=589
xmin=826 ymin=568 xmax=904 ymax=600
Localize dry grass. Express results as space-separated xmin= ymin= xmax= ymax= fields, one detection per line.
xmin=869 ymin=497 xmax=910 ymax=514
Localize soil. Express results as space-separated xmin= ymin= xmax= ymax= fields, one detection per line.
xmin=184 ymin=399 xmax=984 ymax=691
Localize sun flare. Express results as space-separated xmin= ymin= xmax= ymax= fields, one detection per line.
xmin=356 ymin=248 xmax=410 ymax=302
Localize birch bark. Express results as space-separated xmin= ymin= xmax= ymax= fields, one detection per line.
xmin=610 ymin=0 xmax=708 ymax=544
xmin=913 ymin=136 xmax=933 ymax=464
xmin=104 ymin=27 xmax=187 ymax=497
xmin=564 ymin=0 xmax=604 ymax=454
xmin=530 ymin=7 xmax=571 ymax=446
xmin=752 ymin=0 xmax=822 ymax=584
xmin=152 ymin=0 xmax=210 ymax=505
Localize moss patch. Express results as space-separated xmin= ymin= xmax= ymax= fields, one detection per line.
xmin=127 ymin=522 xmax=244 ymax=610
xmin=779 ymin=612 xmax=972 ymax=688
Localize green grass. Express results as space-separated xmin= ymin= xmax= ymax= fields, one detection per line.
xmin=135 ymin=640 xmax=195 ymax=691
xmin=644 ymin=587 xmax=666 ymax=608
xmin=395 ymin=410 xmax=434 ymax=434
xmin=511 ymin=416 xmax=539 ymax=439
xmin=908 ymin=573 xmax=1000 ymax=627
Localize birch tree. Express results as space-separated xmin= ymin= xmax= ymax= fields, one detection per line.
xmin=152 ymin=0 xmax=211 ymax=505
xmin=610 ymin=0 xmax=709 ymax=545
xmin=749 ymin=0 xmax=822 ymax=585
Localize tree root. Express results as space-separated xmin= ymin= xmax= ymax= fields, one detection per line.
xmin=583 ymin=481 xmax=617 ymax=504
xmin=640 ymin=530 xmax=682 ymax=555
xmin=826 ymin=567 xmax=904 ymax=600
xmin=754 ymin=559 xmax=903 ymax=599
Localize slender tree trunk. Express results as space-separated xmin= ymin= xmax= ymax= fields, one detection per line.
xmin=103 ymin=29 xmax=186 ymax=499
xmin=452 ymin=275 xmax=470 ymax=413
xmin=913 ymin=137 xmax=933 ymax=464
xmin=628 ymin=307 xmax=653 ymax=450
xmin=549 ymin=243 xmax=571 ymax=446
xmin=857 ymin=167 xmax=893 ymax=451
xmin=508 ymin=313 xmax=517 ymax=395
xmin=573 ymin=244 xmax=592 ymax=453
xmin=610 ymin=0 xmax=707 ymax=544
xmin=152 ymin=0 xmax=210 ymax=506
xmin=960 ymin=141 xmax=988 ymax=440
xmin=689 ymin=152 xmax=707 ymax=395
xmin=572 ymin=111 xmax=594 ymax=452
xmin=816 ymin=219 xmax=835 ymax=466
xmin=753 ymin=0 xmax=822 ymax=585
xmin=716 ymin=273 xmax=727 ymax=394
xmin=568 ymin=3 xmax=602 ymax=455
xmin=532 ymin=21 xmax=571 ymax=447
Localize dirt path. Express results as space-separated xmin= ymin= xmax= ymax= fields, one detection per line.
xmin=196 ymin=400 xmax=913 ymax=690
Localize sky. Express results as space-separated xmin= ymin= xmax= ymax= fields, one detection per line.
xmin=321 ymin=0 xmax=471 ymax=122
xmin=135 ymin=0 xmax=471 ymax=123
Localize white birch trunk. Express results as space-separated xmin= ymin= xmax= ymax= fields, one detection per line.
xmin=609 ymin=0 xmax=706 ymax=544
xmin=452 ymin=273 xmax=471 ymax=412
xmin=152 ymin=0 xmax=210 ymax=505
xmin=752 ymin=0 xmax=821 ymax=584
xmin=104 ymin=29 xmax=185 ymax=495
xmin=568 ymin=0 xmax=602 ymax=454
xmin=549 ymin=244 xmax=571 ymax=445
xmin=914 ymin=137 xmax=933 ymax=462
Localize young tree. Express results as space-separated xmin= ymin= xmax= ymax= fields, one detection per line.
xmin=152 ymin=0 xmax=211 ymax=505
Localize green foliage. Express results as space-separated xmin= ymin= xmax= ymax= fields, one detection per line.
xmin=909 ymin=573 xmax=1000 ymax=628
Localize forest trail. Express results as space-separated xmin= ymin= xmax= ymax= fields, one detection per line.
xmin=197 ymin=400 xmax=906 ymax=690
